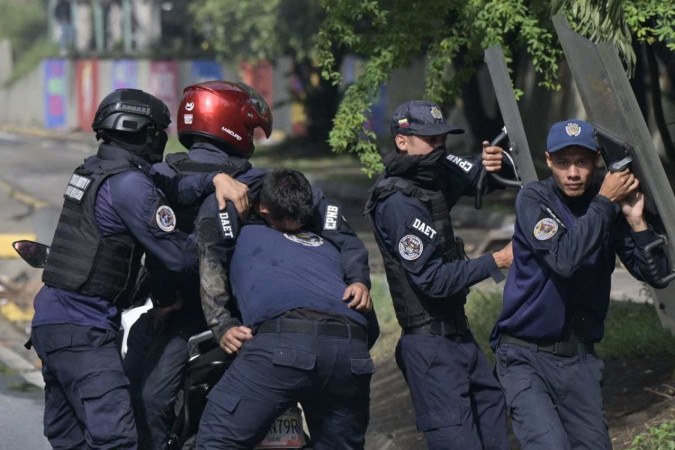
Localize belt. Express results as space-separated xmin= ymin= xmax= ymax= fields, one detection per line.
xmin=403 ymin=317 xmax=470 ymax=336
xmin=500 ymin=334 xmax=595 ymax=358
xmin=257 ymin=318 xmax=367 ymax=341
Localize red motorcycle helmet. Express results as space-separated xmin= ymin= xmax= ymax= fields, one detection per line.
xmin=177 ymin=81 xmax=273 ymax=158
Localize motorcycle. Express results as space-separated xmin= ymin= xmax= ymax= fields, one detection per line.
xmin=12 ymin=240 xmax=310 ymax=450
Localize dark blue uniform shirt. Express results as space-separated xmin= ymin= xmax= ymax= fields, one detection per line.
xmin=491 ymin=177 xmax=669 ymax=346
xmin=229 ymin=224 xmax=374 ymax=331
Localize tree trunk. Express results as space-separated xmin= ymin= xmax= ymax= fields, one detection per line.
xmin=290 ymin=56 xmax=342 ymax=153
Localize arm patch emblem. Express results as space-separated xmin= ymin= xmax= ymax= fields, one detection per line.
xmin=155 ymin=205 xmax=176 ymax=232
xmin=410 ymin=217 xmax=437 ymax=240
xmin=399 ymin=234 xmax=424 ymax=260
xmin=446 ymin=154 xmax=474 ymax=173
xmin=533 ymin=218 xmax=558 ymax=241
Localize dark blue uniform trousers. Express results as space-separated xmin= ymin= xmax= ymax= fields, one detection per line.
xmin=197 ymin=325 xmax=374 ymax=449
xmin=495 ymin=342 xmax=610 ymax=450
xmin=123 ymin=309 xmax=205 ymax=450
xmin=31 ymin=324 xmax=138 ymax=450
xmin=395 ymin=332 xmax=509 ymax=450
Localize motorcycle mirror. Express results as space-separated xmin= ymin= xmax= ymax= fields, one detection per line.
xmin=12 ymin=240 xmax=50 ymax=268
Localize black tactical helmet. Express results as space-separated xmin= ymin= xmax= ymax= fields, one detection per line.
xmin=92 ymin=88 xmax=171 ymax=136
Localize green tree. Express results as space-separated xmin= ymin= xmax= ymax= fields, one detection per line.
xmin=0 ymin=0 xmax=57 ymax=86
xmin=189 ymin=0 xmax=341 ymax=150
xmin=0 ymin=0 xmax=47 ymax=56
xmin=317 ymin=0 xmax=675 ymax=174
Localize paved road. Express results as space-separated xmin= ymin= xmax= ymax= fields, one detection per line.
xmin=0 ymin=312 xmax=49 ymax=449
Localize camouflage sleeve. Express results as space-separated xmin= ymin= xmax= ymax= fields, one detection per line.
xmin=195 ymin=197 xmax=241 ymax=342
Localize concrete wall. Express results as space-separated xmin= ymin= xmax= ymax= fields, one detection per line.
xmin=0 ymin=62 xmax=49 ymax=128
xmin=0 ymin=57 xmax=296 ymax=139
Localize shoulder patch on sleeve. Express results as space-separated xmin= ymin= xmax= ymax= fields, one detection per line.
xmin=446 ymin=154 xmax=474 ymax=173
xmin=399 ymin=234 xmax=424 ymax=260
xmin=408 ymin=217 xmax=438 ymax=241
xmin=64 ymin=173 xmax=92 ymax=204
xmin=155 ymin=205 xmax=176 ymax=232
xmin=218 ymin=210 xmax=235 ymax=240
xmin=533 ymin=217 xmax=559 ymax=241
xmin=323 ymin=204 xmax=342 ymax=230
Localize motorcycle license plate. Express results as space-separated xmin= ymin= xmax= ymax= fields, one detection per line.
xmin=255 ymin=407 xmax=306 ymax=449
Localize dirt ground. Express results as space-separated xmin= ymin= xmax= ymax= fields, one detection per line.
xmin=604 ymin=355 xmax=675 ymax=448
xmin=365 ymin=353 xmax=675 ymax=449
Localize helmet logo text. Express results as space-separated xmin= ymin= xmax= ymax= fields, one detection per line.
xmin=184 ymin=102 xmax=195 ymax=111
xmin=221 ymin=127 xmax=242 ymax=141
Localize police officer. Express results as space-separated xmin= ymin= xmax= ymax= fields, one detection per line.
xmin=196 ymin=168 xmax=378 ymax=449
xmin=365 ymin=100 xmax=513 ymax=450
xmin=123 ymin=81 xmax=372 ymax=448
xmin=490 ymin=119 xmax=670 ymax=450
xmin=29 ymin=88 xmax=231 ymax=450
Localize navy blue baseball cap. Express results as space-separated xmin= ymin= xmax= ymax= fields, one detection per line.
xmin=391 ymin=100 xmax=464 ymax=137
xmin=546 ymin=119 xmax=598 ymax=153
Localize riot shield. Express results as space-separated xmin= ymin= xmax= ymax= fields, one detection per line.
xmin=475 ymin=46 xmax=538 ymax=209
xmin=484 ymin=45 xmax=538 ymax=185
xmin=553 ymin=14 xmax=675 ymax=332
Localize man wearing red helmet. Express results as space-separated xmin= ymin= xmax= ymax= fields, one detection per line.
xmin=123 ymin=81 xmax=372 ymax=449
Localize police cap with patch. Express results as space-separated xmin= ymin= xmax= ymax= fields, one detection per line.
xmin=546 ymin=119 xmax=598 ymax=154
xmin=391 ymin=100 xmax=464 ymax=137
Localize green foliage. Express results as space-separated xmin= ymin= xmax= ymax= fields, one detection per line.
xmin=188 ymin=0 xmax=324 ymax=63
xmin=319 ymin=0 xmax=563 ymax=174
xmin=624 ymin=0 xmax=675 ymax=51
xmin=318 ymin=0 xmax=674 ymax=174
xmin=552 ymin=0 xmax=635 ymax=71
xmin=0 ymin=0 xmax=57 ymax=87
xmin=629 ymin=419 xmax=675 ymax=450
xmin=554 ymin=0 xmax=675 ymax=75
xmin=0 ymin=0 xmax=47 ymax=55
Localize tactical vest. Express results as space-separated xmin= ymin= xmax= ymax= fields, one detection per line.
xmin=165 ymin=152 xmax=251 ymax=233
xmin=42 ymin=156 xmax=143 ymax=307
xmin=366 ymin=177 xmax=469 ymax=328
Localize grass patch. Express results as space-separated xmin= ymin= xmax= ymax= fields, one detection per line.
xmin=629 ymin=418 xmax=675 ymax=450
xmin=599 ymin=301 xmax=675 ymax=359
xmin=369 ymin=274 xmax=398 ymax=362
